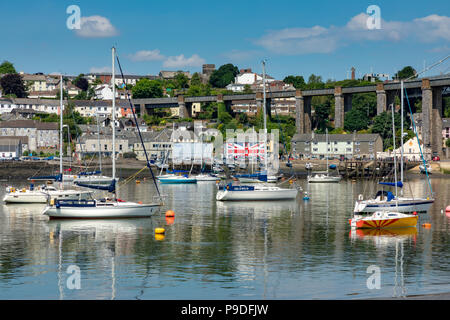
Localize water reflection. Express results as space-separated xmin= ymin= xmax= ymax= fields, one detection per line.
xmin=0 ymin=177 xmax=449 ymax=299
xmin=47 ymin=218 xmax=155 ymax=300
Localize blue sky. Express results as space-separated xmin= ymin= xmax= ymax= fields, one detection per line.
xmin=0 ymin=0 xmax=449 ymax=80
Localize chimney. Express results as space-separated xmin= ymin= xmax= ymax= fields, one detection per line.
xmin=351 ymin=67 xmax=355 ymax=80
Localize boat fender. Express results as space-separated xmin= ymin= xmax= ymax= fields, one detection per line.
xmin=422 ymin=223 xmax=431 ymax=228
xmin=446 ymin=205 xmax=450 ymax=213
xmin=50 ymin=199 xmax=55 ymax=206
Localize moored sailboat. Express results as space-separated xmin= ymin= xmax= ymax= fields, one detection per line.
xmin=349 ymin=106 xmax=418 ymax=229
xmin=43 ymin=47 xmax=161 ymax=219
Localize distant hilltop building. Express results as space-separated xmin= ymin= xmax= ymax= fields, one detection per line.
xmin=363 ymin=73 xmax=390 ymax=82
xmin=159 ymin=71 xmax=191 ymax=80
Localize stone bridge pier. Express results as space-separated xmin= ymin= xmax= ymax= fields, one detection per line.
xmin=334 ymin=87 xmax=352 ymax=129
xmin=422 ymin=79 xmax=443 ymax=157
xmin=376 ymin=84 xmax=395 ymax=114
xmin=178 ymin=95 xmax=192 ymax=118
xmin=295 ymin=89 xmax=311 ymax=134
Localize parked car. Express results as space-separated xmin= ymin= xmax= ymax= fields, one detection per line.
xmin=432 ymin=156 xmax=440 ymax=161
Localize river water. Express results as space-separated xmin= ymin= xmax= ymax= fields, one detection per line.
xmin=0 ymin=177 xmax=449 ymax=300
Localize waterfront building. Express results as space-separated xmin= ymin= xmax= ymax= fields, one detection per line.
xmin=291 ymin=132 xmax=383 ymax=160
xmin=0 ymin=136 xmax=27 ymax=159
xmin=0 ymin=120 xmax=58 ymax=152
xmin=133 ymin=129 xmax=173 ymax=161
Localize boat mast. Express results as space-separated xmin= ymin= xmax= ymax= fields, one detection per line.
xmin=59 ymin=74 xmax=64 ymax=186
xmin=326 ymin=128 xmax=329 ymax=175
xmin=400 ymin=80 xmax=404 ymax=195
xmin=391 ymin=105 xmax=399 ymax=209
xmin=96 ymin=110 xmax=102 ymax=173
xmin=262 ymin=60 xmax=268 ymax=172
xmin=112 ymin=46 xmax=116 ymax=182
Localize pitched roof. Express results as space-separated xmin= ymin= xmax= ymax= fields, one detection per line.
xmin=0 ymin=120 xmax=58 ymax=130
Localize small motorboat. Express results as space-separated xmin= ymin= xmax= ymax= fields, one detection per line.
xmin=419 ymin=162 xmax=432 ymax=174
xmin=216 ymin=183 xmax=298 ymax=201
xmin=307 ymin=173 xmax=341 ymax=183
xmin=349 ymin=211 xmax=418 ymax=229
xmin=158 ymin=174 xmax=197 ymax=184
xmin=3 ymin=184 xmax=92 ymax=204
xmin=195 ymin=173 xmax=219 ymax=182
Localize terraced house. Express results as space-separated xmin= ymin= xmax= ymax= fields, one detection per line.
xmin=0 ymin=120 xmax=58 ymax=152
xmin=291 ymin=132 xmax=383 ymax=160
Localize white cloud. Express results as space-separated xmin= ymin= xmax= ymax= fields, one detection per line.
xmin=89 ymin=66 xmax=111 ymax=73
xmin=128 ymin=50 xmax=165 ymax=62
xmin=162 ymin=54 xmax=205 ymax=68
xmin=75 ymin=15 xmax=119 ymax=38
xmin=254 ymin=13 xmax=450 ymax=55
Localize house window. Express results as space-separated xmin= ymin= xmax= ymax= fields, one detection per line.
xmin=313 ymin=148 xmax=318 ymax=152
xmin=334 ymin=148 xmax=338 ymax=152
xmin=119 ymin=145 xmax=122 ymax=151
xmin=346 ymin=148 xmax=352 ymax=152
xmin=104 ymin=144 xmax=108 ymax=151
xmin=355 ymin=142 xmax=361 ymax=145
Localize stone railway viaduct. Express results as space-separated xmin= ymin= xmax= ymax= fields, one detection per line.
xmin=132 ymin=75 xmax=450 ymax=156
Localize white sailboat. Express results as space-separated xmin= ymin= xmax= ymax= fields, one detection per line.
xmin=307 ymin=128 xmax=342 ymax=183
xmin=216 ymin=60 xmax=298 ymax=201
xmin=5 ymin=75 xmax=92 ymax=204
xmin=350 ymin=106 xmax=418 ymax=229
xmin=43 ymin=47 xmax=161 ymax=219
xmin=354 ymin=80 xmax=434 ymax=214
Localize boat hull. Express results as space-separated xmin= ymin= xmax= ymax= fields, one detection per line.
xmin=43 ymin=202 xmax=160 ymax=219
xmin=307 ymin=174 xmax=341 ymax=183
xmin=3 ymin=190 xmax=92 ymax=204
xmin=350 ymin=215 xmax=418 ymax=229
xmin=74 ymin=176 xmax=118 ymax=185
xmin=159 ymin=178 xmax=197 ymax=184
xmin=354 ymin=199 xmax=434 ymax=213
xmin=216 ymin=188 xmax=298 ymax=201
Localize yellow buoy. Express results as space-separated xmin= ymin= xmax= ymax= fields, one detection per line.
xmin=165 ymin=210 xmax=175 ymax=217
xmin=136 ymin=180 xmax=140 ymax=184
xmin=155 ymin=227 xmax=165 ymax=234
xmin=155 ymin=234 xmax=165 ymax=241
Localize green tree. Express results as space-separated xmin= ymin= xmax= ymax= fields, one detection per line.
xmin=283 ymin=75 xmax=306 ymax=89
xmin=372 ymin=111 xmax=402 ymax=150
xmin=73 ymin=75 xmax=89 ymax=91
xmin=0 ymin=73 xmax=27 ymax=97
xmin=306 ymin=74 xmax=325 ymax=89
xmin=395 ymin=66 xmax=417 ymax=80
xmin=313 ymin=99 xmax=331 ymax=133
xmin=174 ymin=72 xmax=189 ymax=89
xmin=132 ymin=79 xmax=163 ymax=99
xmin=190 ymin=72 xmax=202 ymax=87
xmin=344 ymin=108 xmax=369 ymax=132
xmin=0 ymin=61 xmax=16 ymax=74
xmin=243 ymin=84 xmax=253 ymax=94
xmin=209 ymin=64 xmax=239 ymax=88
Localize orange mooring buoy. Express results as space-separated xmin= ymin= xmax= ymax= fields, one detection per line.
xmin=165 ymin=210 xmax=175 ymax=217
xmin=422 ymin=223 xmax=432 ymax=228
xmin=166 ymin=216 xmax=175 ymax=225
